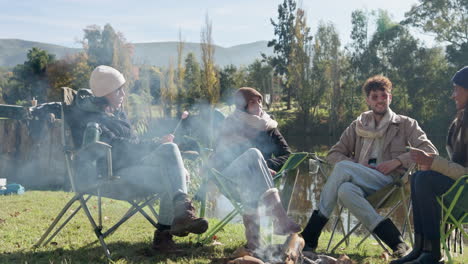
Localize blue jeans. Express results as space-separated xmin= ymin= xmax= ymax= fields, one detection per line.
xmin=411 ymin=170 xmax=454 ymax=240
xmin=117 ymin=143 xmax=187 ymax=226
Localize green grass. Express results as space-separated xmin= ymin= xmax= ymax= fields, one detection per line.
xmin=0 ymin=191 xmax=466 ymax=263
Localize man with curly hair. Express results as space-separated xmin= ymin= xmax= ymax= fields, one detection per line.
xmin=301 ymin=75 xmax=437 ymax=258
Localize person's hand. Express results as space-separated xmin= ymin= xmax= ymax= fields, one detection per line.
xmin=409 ymin=148 xmax=434 ymax=170
xmin=161 ymin=134 xmax=175 ymax=143
xmin=269 ymin=168 xmax=277 ymax=177
xmin=376 ymin=159 xmax=402 ymax=175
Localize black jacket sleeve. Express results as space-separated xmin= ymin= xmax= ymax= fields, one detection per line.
xmin=266 ymin=128 xmax=292 ymax=172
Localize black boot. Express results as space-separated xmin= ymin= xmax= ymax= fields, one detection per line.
xmin=300 ymin=210 xmax=328 ymax=251
xmin=390 ymin=234 xmax=423 ymax=264
xmin=406 ymin=239 xmax=443 ymax=264
xmin=373 ymin=219 xmax=410 ymax=258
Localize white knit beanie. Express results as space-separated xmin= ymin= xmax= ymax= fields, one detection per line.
xmin=89 ymin=65 xmax=126 ymax=97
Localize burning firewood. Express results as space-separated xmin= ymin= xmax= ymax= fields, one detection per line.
xmin=227 ymin=255 xmax=265 ymax=264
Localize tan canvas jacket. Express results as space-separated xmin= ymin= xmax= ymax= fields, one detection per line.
xmin=327 ymin=113 xmax=438 ymax=174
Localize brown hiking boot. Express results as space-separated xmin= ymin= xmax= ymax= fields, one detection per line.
xmin=152 ymin=230 xmax=181 ymax=253
xmin=170 ymin=194 xmax=209 ymax=237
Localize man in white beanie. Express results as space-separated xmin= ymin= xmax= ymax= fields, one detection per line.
xmin=69 ymin=65 xmax=208 ymax=252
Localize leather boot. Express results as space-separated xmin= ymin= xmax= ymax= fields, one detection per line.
xmin=170 ymin=193 xmax=209 ymax=237
xmin=242 ymin=211 xmax=261 ymax=250
xmin=301 ymin=210 xmax=328 ymax=251
xmin=373 ymin=218 xmax=410 ymax=258
xmin=152 ymin=229 xmax=181 ymax=253
xmin=260 ymin=188 xmax=301 ymax=235
xmin=406 ymin=239 xmax=443 ymax=264
xmin=390 ymin=233 xmax=423 ymax=264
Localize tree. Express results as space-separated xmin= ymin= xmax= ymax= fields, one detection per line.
xmin=268 ymin=0 xmax=297 ymax=109
xmin=200 ymin=14 xmax=219 ymax=104
xmin=287 ymin=8 xmax=313 ymax=126
xmin=404 ymin=0 xmax=468 ymax=67
xmin=247 ymin=59 xmax=273 ymax=99
xmin=82 ymin=24 xmax=134 ymax=87
xmin=309 ymin=22 xmax=342 ymax=130
xmin=7 ymin=47 xmax=56 ymax=103
xmin=176 ymin=30 xmax=186 ymax=115
xmin=343 ymin=9 xmax=370 ymax=122
xmin=219 ymin=65 xmax=248 ymax=104
xmin=161 ymin=61 xmax=177 ymax=117
xmin=184 ymin=52 xmax=202 ymax=106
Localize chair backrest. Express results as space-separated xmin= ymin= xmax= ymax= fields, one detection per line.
xmin=274 ymin=152 xmax=309 ymax=180
xmin=440 ymin=175 xmax=468 ymax=223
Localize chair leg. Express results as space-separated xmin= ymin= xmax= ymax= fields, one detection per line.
xmin=43 ymin=195 xmax=93 ymax=246
xmin=400 ymin=188 xmax=414 ymax=246
xmin=198 ymin=208 xmax=239 ymax=244
xmin=34 ymin=193 xmax=82 ymax=247
xmin=326 ymin=206 xmax=344 ymax=251
xmin=102 ymin=197 xmax=159 ymax=238
xmin=78 ymin=196 xmax=111 ymax=259
xmin=355 ymin=200 xmax=401 ymax=249
xmin=330 ymin=222 xmax=361 ymax=253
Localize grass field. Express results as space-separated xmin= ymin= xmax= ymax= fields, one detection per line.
xmin=0 ymin=191 xmax=466 ymax=264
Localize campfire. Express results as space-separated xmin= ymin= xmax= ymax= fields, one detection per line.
xmin=226 ymin=234 xmax=354 ymax=264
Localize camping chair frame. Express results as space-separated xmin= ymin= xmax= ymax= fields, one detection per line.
xmin=34 ymin=88 xmax=160 ymax=259
xmin=326 ymin=164 xmax=415 ymax=254
xmin=196 ymin=152 xmax=310 ymax=244
xmin=437 ymin=174 xmax=468 ymax=264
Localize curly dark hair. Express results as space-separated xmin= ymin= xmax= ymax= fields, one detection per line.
xmin=362 ymin=75 xmax=392 ymax=97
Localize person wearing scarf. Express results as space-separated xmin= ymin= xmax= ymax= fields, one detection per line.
xmin=392 ymin=66 xmax=468 ymax=264
xmin=211 ymin=87 xmax=300 ymax=252
xmin=301 ymin=76 xmax=438 ymax=258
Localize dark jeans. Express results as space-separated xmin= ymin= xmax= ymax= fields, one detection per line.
xmin=411 ymin=170 xmax=455 ymax=240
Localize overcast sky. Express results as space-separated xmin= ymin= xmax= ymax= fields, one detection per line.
xmin=0 ymin=0 xmax=434 ymax=48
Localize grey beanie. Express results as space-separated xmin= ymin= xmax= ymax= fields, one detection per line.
xmin=452 ymin=66 xmax=468 ymax=89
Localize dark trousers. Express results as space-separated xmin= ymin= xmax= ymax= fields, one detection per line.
xmin=411 ymin=170 xmax=455 ymax=240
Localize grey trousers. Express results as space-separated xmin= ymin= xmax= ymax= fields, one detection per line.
xmin=220 ymin=148 xmax=274 ymax=211
xmin=117 ymin=142 xmax=187 ymax=226
xmin=318 ymin=160 xmax=393 ymax=231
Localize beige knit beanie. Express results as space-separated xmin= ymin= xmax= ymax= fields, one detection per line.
xmin=89 ymin=65 xmax=126 ymax=97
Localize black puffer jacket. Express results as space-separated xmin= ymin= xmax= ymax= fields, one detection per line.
xmin=67 ymin=89 xmax=159 ymax=172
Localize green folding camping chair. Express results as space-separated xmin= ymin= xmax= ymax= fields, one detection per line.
xmin=327 ymin=164 xmax=415 ymax=254
xmin=197 ymin=152 xmax=309 ymax=244
xmin=437 ymin=174 xmax=468 ymax=263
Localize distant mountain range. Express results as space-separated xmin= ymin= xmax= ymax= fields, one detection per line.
xmin=0 ymin=39 xmax=273 ymax=68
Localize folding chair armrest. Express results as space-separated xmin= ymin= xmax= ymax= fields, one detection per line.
xmin=76 ymin=141 xmax=114 ymax=180
xmin=76 ymin=141 xmax=112 ymax=160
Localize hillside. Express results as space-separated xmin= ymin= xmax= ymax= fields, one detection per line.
xmin=0 ymin=39 xmax=273 ymax=68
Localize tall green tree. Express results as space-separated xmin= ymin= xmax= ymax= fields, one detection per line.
xmin=184 ymin=52 xmax=202 ymax=106
xmin=287 ymin=8 xmax=313 ymax=126
xmin=247 ymin=59 xmax=273 ymax=100
xmin=7 ymin=47 xmax=56 ymax=103
xmin=268 ymin=0 xmax=297 ymax=109
xmin=404 ymin=0 xmax=468 ymax=67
